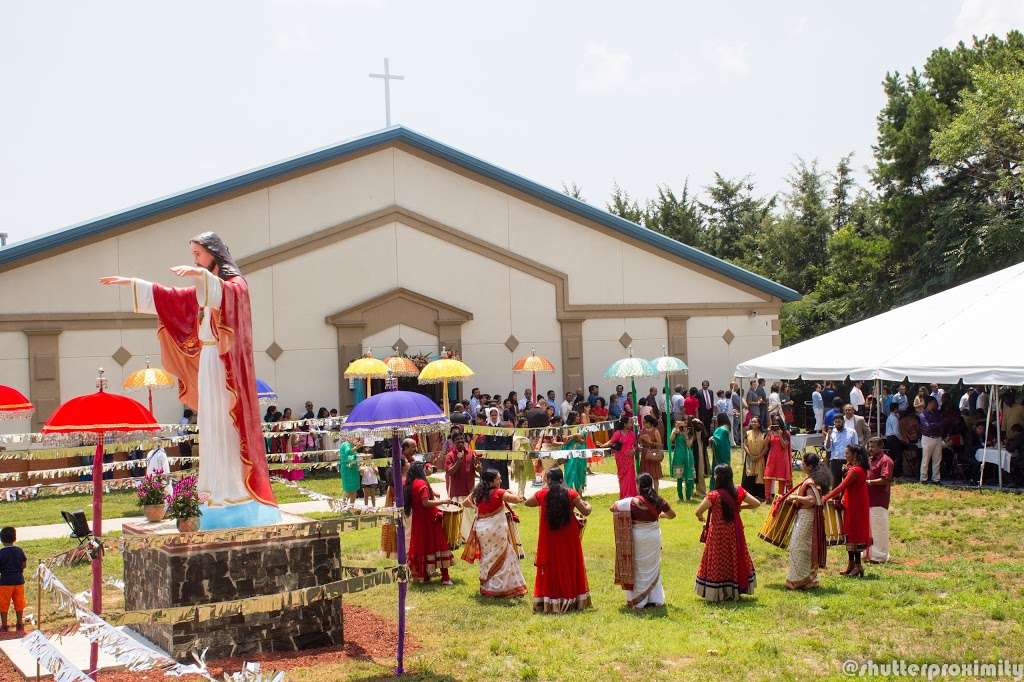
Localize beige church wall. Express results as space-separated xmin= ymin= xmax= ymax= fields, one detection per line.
xmin=582 ymin=318 xmax=667 ymax=400
xmin=57 ymin=330 xmax=121 ymax=402
xmin=361 ymin=324 xmax=437 ymax=358
xmin=0 ymin=333 xmax=29 ymax=434
xmin=267 ymin=149 xmax=395 ymax=248
xmin=685 ymin=314 xmax=776 ymax=390
xmin=244 ymin=269 xmax=276 ymax=355
xmin=619 ymin=242 xmax=763 ymax=304
xmin=0 ymin=241 xmax=119 ymax=315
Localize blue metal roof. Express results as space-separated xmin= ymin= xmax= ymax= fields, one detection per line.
xmin=0 ymin=125 xmax=800 ymax=301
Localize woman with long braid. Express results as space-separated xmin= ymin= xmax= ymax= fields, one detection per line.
xmin=694 ymin=464 xmax=761 ymax=602
xmin=525 ymin=468 xmax=592 ymax=613
xmin=610 ymin=472 xmax=676 ymax=608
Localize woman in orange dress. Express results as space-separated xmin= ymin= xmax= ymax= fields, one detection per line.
xmin=526 ymin=468 xmax=592 ymax=612
xmin=763 ymin=415 xmax=793 ymax=501
xmin=638 ymin=414 xmax=664 ymax=481
xmin=822 ymin=444 xmax=872 ymax=578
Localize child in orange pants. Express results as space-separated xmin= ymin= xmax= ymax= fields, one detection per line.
xmin=0 ymin=526 xmax=27 ymax=633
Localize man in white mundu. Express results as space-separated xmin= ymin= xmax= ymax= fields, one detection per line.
xmin=101 ymin=232 xmax=279 ymax=529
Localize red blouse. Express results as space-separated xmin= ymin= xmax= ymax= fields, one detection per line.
xmin=475 ymin=488 xmax=507 ymax=516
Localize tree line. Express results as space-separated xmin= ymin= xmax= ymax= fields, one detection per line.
xmin=566 ymin=32 xmax=1024 ymax=345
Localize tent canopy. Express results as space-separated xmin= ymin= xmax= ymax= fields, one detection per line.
xmin=736 ymin=261 xmax=1024 ymax=385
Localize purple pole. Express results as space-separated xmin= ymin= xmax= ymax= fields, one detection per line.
xmin=391 ymin=434 xmax=406 ymax=676
xmin=89 ymin=439 xmax=103 ymax=678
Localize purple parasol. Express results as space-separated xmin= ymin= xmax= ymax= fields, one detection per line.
xmin=339 ymin=389 xmax=446 ymax=676
xmin=339 ymin=390 xmax=447 ymax=432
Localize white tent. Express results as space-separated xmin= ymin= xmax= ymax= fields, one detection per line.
xmin=735 ymin=260 xmax=1024 ymax=385
xmin=735 ymin=260 xmax=1024 ymax=489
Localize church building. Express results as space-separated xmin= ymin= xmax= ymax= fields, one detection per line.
xmin=0 ymin=126 xmax=798 ymax=429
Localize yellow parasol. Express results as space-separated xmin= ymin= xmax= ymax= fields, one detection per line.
xmin=344 ymin=353 xmax=389 ymax=398
xmin=418 ymin=350 xmax=474 ymax=416
xmin=384 ymin=355 xmax=421 ymax=378
xmin=122 ymin=358 xmax=177 ymax=414
xmin=512 ymin=348 xmax=556 ymax=406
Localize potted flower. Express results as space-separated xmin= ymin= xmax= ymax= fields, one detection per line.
xmin=135 ymin=469 xmax=170 ymax=522
xmin=166 ymin=474 xmax=202 ymax=532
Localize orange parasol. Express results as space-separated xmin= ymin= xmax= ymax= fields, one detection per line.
xmin=512 ymin=349 xmax=556 ymax=406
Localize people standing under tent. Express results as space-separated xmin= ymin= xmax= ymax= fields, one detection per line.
xmin=461 ymin=469 xmax=527 ymax=598
xmin=768 ymin=383 xmax=784 ymax=424
xmin=899 ymin=407 xmax=922 ymax=479
xmin=825 ymin=413 xmax=858 ymax=485
xmin=785 ymin=452 xmax=831 ymax=590
xmin=865 ymin=437 xmax=894 ymax=563
xmin=607 ymin=416 xmax=639 ymax=499
xmin=779 ymin=382 xmax=795 ymax=425
xmin=669 ymin=418 xmax=696 ymax=502
xmin=526 ymin=467 xmax=592 ymax=613
xmin=844 ymin=403 xmax=870 ymax=447
xmin=884 ymin=402 xmax=905 ymax=466
xmin=611 ymin=472 xmax=676 ymax=609
xmin=913 ymin=386 xmax=928 ymax=414
xmin=763 ymin=414 xmax=793 ymax=502
xmin=481 ymin=407 xmax=511 ymax=490
xmin=339 ymin=438 xmax=361 ymax=505
xmin=406 ymin=462 xmax=455 ymax=585
xmin=694 ymin=464 xmax=760 ymax=602
xmin=561 ymin=411 xmax=588 ymax=494
xmin=740 ymin=416 xmax=767 ymax=499
xmin=824 ymin=398 xmax=843 ymax=432
xmin=638 ymin=414 xmax=664 ymax=482
xmin=445 ymin=432 xmax=479 ymax=544
xmin=918 ymin=397 xmax=945 ymax=484
xmin=688 ymin=418 xmax=709 ymax=497
xmin=812 ymin=383 xmax=825 ymax=433
xmin=823 ymin=444 xmax=872 ymax=578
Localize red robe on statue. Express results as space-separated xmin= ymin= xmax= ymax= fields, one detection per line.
xmin=151 ymin=274 xmax=277 ymax=507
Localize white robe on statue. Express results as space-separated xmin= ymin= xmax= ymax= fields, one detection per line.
xmin=133 ymin=272 xmax=251 ymax=507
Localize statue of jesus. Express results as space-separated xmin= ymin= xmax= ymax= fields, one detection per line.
xmin=101 ymin=232 xmax=279 ymax=529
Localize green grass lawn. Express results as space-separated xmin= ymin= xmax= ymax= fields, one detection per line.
xmin=7 ymin=458 xmax=1024 ymax=681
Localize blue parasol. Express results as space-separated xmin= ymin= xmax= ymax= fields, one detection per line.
xmin=339 ymin=389 xmax=447 ymax=676
xmin=255 ymin=378 xmax=278 ymax=406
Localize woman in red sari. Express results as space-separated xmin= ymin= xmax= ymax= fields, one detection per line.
xmin=606 ymin=417 xmax=638 ymax=499
xmin=823 ymin=444 xmax=872 ymax=578
xmin=526 ymin=468 xmax=592 ymax=613
xmin=763 ymin=415 xmax=793 ymax=501
xmin=694 ymin=464 xmax=761 ymax=602
xmin=404 ymin=462 xmax=455 ymax=585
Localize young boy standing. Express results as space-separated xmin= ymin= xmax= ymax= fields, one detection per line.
xmin=0 ymin=526 xmax=27 ymax=633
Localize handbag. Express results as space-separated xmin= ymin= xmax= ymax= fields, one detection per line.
xmin=699 ymin=509 xmax=711 ymax=543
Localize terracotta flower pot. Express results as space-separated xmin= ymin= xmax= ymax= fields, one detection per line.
xmin=143 ymin=504 xmax=165 ymax=523
xmin=176 ymin=516 xmax=200 ymax=533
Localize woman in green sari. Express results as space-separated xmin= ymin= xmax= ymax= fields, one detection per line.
xmin=709 ymin=414 xmax=733 ymax=490
xmin=669 ymin=419 xmax=695 ymax=501
xmin=561 ymin=411 xmax=588 ymax=494
xmin=339 ymin=438 xmax=362 ymax=503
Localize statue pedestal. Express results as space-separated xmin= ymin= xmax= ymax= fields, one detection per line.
xmin=122 ymin=513 xmax=342 ymax=661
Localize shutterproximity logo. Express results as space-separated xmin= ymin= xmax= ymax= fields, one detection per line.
xmin=841 ymin=659 xmax=1024 ymax=680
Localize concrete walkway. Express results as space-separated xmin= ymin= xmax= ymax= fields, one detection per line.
xmin=16 ymin=472 xmax=677 ymax=542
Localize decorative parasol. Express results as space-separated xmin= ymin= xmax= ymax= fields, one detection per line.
xmin=512 ymin=349 xmax=556 ymax=408
xmin=344 ymin=352 xmax=389 ymax=399
xmin=383 ymin=355 xmax=420 ymax=378
xmin=122 ymin=358 xmax=177 ymax=414
xmin=42 ymin=369 xmax=159 ymax=677
xmin=604 ymin=348 xmax=657 ymax=473
xmin=340 ymin=390 xmax=447 ymax=676
xmin=0 ymin=384 xmax=33 ymax=421
xmin=418 ymin=349 xmax=474 ymax=416
xmin=255 ymin=378 xmax=278 ymax=406
xmin=650 ymin=349 xmax=688 ymax=453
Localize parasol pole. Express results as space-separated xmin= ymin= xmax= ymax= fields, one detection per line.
xmin=532 ymin=371 xmax=537 ymax=409
xmin=89 ymin=435 xmax=103 ymax=677
xmin=391 ymin=432 xmax=407 ymax=676
xmin=441 ymin=381 xmax=449 ymax=417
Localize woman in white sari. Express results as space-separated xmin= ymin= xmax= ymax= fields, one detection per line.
xmin=785 ymin=452 xmax=832 ymax=590
xmin=461 ymin=469 xmax=527 ymax=598
xmin=611 ymin=473 xmax=676 ymax=608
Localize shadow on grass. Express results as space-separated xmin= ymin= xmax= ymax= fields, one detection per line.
xmin=470 ymin=593 xmax=527 ymax=608
xmin=616 ymin=602 xmax=670 ymax=618
xmin=763 ymin=582 xmax=843 ymax=595
xmin=348 ymin=673 xmax=459 ymax=682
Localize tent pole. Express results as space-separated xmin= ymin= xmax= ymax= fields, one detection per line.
xmin=980 ymin=386 xmax=994 ymax=487
xmin=995 ymin=385 xmax=1003 ymax=489
xmin=874 ymin=379 xmax=881 ymax=437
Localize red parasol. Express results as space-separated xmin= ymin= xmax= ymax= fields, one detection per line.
xmin=0 ymin=384 xmax=34 ymax=421
xmin=42 ymin=369 xmax=159 ymax=677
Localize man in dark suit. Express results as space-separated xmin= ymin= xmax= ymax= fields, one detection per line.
xmin=698 ymin=380 xmax=715 ymax=433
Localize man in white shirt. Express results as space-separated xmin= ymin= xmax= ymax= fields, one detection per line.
xmin=468 ymin=387 xmax=482 ymax=419
xmin=561 ymin=392 xmax=575 ymax=419
xmin=671 ymin=386 xmax=685 ymax=423
xmin=958 ymin=391 xmax=970 ymax=412
xmin=843 ymin=403 xmax=870 ymax=445
xmin=546 ymin=390 xmax=560 ymax=417
xmin=518 ymin=388 xmax=532 ymax=412
xmin=893 ymin=384 xmax=910 ymax=413
xmin=849 ymin=381 xmax=866 ymax=415
xmin=812 ymin=383 xmax=824 ymax=432
xmin=977 ymin=389 xmax=989 ymax=412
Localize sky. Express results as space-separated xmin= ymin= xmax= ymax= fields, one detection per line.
xmin=1 ymin=0 xmax=1022 ymax=245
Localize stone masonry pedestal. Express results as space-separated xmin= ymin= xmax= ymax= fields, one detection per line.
xmin=122 ymin=513 xmax=342 ymax=661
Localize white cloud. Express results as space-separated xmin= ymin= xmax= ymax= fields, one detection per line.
xmin=708 ymin=41 xmax=750 ymax=78
xmin=947 ymin=0 xmax=1024 ymax=45
xmin=578 ymin=44 xmax=632 ymax=93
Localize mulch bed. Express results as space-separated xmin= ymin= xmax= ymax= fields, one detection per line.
xmin=0 ymin=604 xmax=417 ymax=680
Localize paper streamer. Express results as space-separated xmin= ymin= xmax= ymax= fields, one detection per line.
xmin=20 ymin=630 xmax=92 ymax=682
